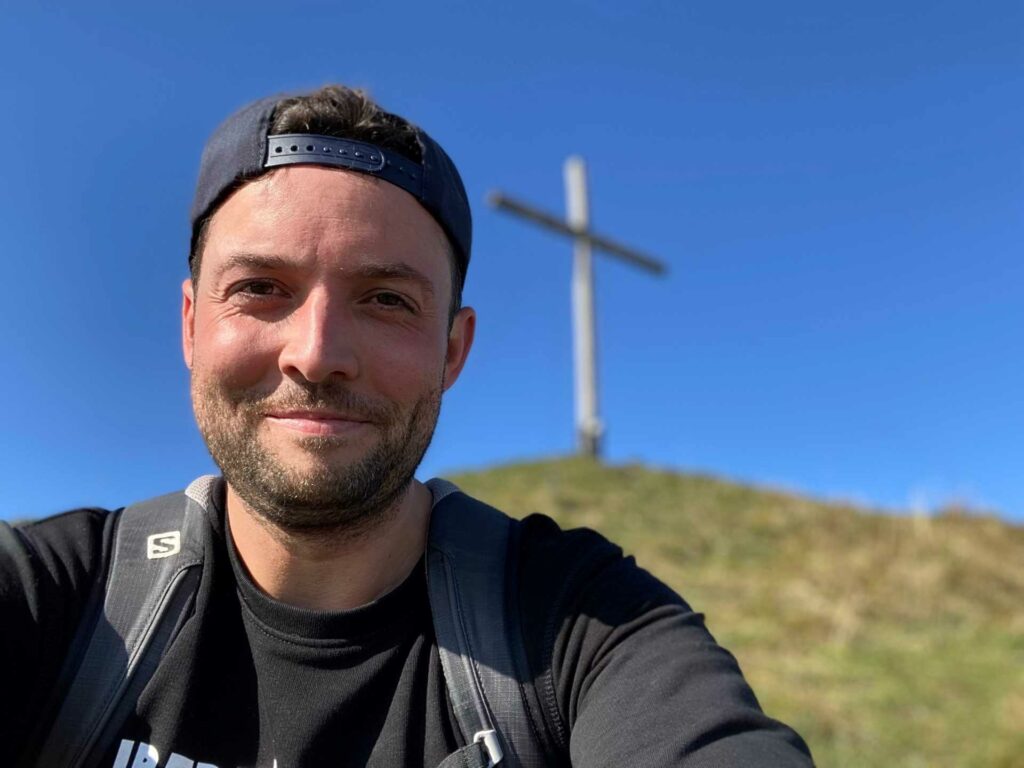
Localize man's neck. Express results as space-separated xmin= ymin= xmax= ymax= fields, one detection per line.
xmin=225 ymin=480 xmax=433 ymax=611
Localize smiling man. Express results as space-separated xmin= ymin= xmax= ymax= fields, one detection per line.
xmin=0 ymin=86 xmax=813 ymax=767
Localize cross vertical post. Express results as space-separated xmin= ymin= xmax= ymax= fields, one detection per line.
xmin=565 ymin=157 xmax=602 ymax=457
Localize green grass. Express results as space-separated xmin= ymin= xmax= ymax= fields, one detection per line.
xmin=448 ymin=457 xmax=1024 ymax=768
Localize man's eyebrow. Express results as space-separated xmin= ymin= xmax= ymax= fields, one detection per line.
xmin=351 ymin=262 xmax=436 ymax=297
xmin=212 ymin=252 xmax=294 ymax=279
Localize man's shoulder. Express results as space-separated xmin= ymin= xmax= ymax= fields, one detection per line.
xmin=15 ymin=505 xmax=111 ymax=539
xmin=515 ymin=510 xmax=624 ymax=578
xmin=4 ymin=507 xmax=112 ymax=588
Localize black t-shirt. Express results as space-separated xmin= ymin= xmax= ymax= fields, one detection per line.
xmin=0 ymin=480 xmax=813 ymax=767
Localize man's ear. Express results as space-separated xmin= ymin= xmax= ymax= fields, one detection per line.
xmin=182 ymin=278 xmax=196 ymax=370
xmin=443 ymin=306 xmax=476 ymax=391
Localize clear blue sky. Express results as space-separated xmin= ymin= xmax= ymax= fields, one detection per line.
xmin=2 ymin=1 xmax=1021 ymax=521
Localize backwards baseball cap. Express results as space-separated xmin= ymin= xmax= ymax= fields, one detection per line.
xmin=190 ymin=90 xmax=472 ymax=279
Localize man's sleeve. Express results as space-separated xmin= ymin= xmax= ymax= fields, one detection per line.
xmin=517 ymin=514 xmax=814 ymax=767
xmin=0 ymin=509 xmax=108 ymax=757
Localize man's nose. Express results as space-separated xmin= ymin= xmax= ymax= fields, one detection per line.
xmin=278 ymin=290 xmax=360 ymax=384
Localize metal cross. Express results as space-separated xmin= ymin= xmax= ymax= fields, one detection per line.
xmin=489 ymin=157 xmax=667 ymax=458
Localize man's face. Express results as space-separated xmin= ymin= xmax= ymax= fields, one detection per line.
xmin=182 ymin=166 xmax=475 ymax=533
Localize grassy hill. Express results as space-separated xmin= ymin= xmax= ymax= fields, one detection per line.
xmin=447 ymin=458 xmax=1024 ymax=768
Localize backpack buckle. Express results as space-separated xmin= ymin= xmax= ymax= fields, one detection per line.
xmin=473 ymin=730 xmax=503 ymax=766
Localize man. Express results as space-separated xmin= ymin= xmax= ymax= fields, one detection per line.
xmin=0 ymin=85 xmax=813 ymax=767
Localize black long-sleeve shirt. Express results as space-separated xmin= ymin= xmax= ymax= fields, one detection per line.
xmin=0 ymin=480 xmax=813 ymax=767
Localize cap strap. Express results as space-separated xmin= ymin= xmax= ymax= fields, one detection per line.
xmin=265 ymin=133 xmax=424 ymax=198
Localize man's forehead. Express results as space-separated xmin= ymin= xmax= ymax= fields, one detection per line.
xmin=208 ymin=167 xmax=448 ymax=247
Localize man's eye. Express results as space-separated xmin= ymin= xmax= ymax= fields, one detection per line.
xmin=372 ymin=292 xmax=412 ymax=310
xmin=236 ymin=280 xmax=282 ymax=297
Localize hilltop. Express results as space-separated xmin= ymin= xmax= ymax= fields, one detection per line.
xmin=447 ymin=458 xmax=1024 ymax=768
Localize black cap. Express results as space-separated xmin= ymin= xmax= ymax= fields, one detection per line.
xmin=190 ymin=91 xmax=472 ymax=279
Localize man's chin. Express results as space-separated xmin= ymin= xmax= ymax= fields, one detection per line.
xmin=222 ymin=454 xmax=415 ymax=536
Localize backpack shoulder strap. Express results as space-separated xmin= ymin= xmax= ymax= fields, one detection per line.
xmin=34 ymin=477 xmax=214 ymax=768
xmin=425 ymin=479 xmax=549 ymax=768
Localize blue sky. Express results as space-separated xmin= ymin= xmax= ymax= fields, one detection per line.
xmin=1 ymin=1 xmax=1021 ymax=521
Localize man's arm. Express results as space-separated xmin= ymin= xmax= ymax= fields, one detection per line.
xmin=518 ymin=515 xmax=814 ymax=767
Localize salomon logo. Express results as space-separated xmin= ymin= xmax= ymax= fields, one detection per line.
xmin=146 ymin=531 xmax=181 ymax=559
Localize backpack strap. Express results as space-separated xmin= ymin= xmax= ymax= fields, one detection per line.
xmin=426 ymin=480 xmax=549 ymax=768
xmin=33 ymin=477 xmax=214 ymax=768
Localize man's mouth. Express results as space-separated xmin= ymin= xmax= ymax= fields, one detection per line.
xmin=263 ymin=409 xmax=374 ymax=437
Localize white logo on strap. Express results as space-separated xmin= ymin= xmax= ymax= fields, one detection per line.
xmin=110 ymin=738 xmax=279 ymax=767
xmin=146 ymin=531 xmax=181 ymax=560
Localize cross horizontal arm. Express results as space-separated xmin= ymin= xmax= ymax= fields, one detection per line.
xmin=488 ymin=191 xmax=667 ymax=276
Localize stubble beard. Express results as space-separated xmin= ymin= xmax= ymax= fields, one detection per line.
xmin=191 ymin=373 xmax=442 ymax=539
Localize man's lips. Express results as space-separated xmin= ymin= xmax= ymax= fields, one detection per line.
xmin=263 ymin=409 xmax=374 ymax=436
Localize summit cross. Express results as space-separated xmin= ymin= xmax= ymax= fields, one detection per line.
xmin=489 ymin=156 xmax=667 ymax=458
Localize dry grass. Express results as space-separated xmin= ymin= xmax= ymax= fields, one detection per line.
xmin=448 ymin=457 xmax=1024 ymax=768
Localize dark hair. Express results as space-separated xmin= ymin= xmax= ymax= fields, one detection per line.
xmin=190 ymin=85 xmax=464 ymax=323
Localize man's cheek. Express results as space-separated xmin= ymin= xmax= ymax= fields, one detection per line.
xmin=199 ymin=335 xmax=279 ymax=388
xmin=373 ymin=365 xmax=439 ymax=407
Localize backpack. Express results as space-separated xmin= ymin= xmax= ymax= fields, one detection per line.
xmin=14 ymin=476 xmax=552 ymax=768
